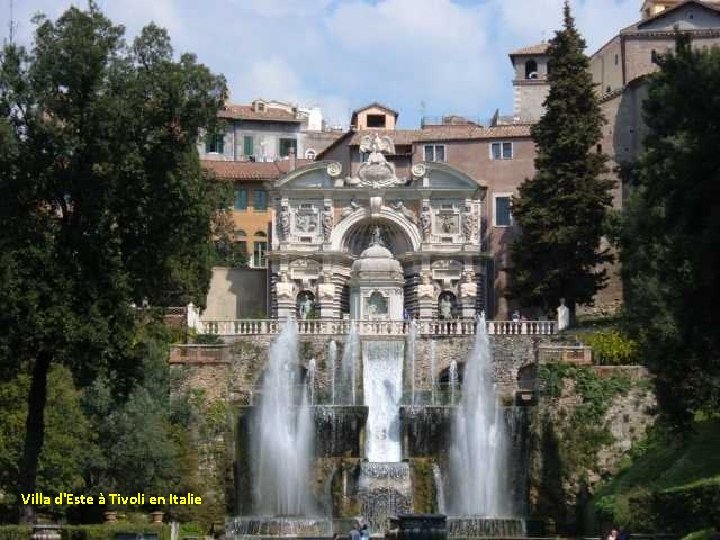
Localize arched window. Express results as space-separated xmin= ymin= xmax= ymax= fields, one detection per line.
xmin=305 ymin=148 xmax=317 ymax=160
xmin=524 ymin=59 xmax=538 ymax=79
xmin=235 ymin=229 xmax=247 ymax=240
xmin=254 ymin=231 xmax=267 ymax=238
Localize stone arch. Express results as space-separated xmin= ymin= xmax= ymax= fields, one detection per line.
xmin=329 ymin=207 xmax=422 ymax=253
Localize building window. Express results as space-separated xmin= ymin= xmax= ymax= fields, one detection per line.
xmin=494 ymin=195 xmax=512 ymax=227
xmin=254 ymin=190 xmax=268 ymax=211
xmin=491 ymin=142 xmax=513 ymax=160
xmin=424 ymin=144 xmax=446 ymax=162
xmin=253 ymin=241 xmax=268 ymax=268
xmin=596 ymin=144 xmax=603 ymax=154
xmin=524 ymin=59 xmax=538 ymax=79
xmin=361 ymin=152 xmax=369 ymax=163
xmin=243 ymin=136 xmax=254 ymax=157
xmin=234 ymin=188 xmax=247 ymax=211
xmin=614 ymin=53 xmax=619 ymax=65
xmin=366 ymin=114 xmax=386 ymax=128
xmin=305 ymin=148 xmax=316 ymax=160
xmin=279 ymin=138 xmax=297 ymax=157
xmin=205 ymin=132 xmax=224 ymax=154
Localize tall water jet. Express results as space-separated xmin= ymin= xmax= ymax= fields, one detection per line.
xmin=430 ymin=340 xmax=437 ymax=405
xmin=252 ymin=319 xmax=314 ymax=515
xmin=328 ymin=340 xmax=337 ymax=404
xmin=408 ymin=321 xmax=418 ymax=405
xmin=307 ymin=358 xmax=316 ymax=405
xmin=448 ymin=312 xmax=510 ymax=516
xmin=449 ymin=360 xmax=458 ymax=406
xmin=342 ymin=321 xmax=359 ymax=405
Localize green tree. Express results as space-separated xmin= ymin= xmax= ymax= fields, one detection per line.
xmin=0 ymin=3 xmax=226 ymax=520
xmin=621 ymin=34 xmax=720 ymax=426
xmin=509 ymin=2 xmax=614 ymax=321
xmin=0 ymin=365 xmax=99 ymax=511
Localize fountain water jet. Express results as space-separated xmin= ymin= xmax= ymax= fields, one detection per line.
xmin=449 ymin=360 xmax=458 ymax=406
xmin=328 ymin=340 xmax=337 ymax=404
xmin=448 ymin=312 xmax=511 ymax=516
xmin=408 ymin=321 xmax=418 ymax=405
xmin=252 ymin=319 xmax=314 ymax=516
xmin=341 ymin=321 xmax=359 ymax=405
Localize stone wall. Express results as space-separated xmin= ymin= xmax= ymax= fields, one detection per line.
xmin=175 ymin=334 xmax=544 ymax=405
xmin=528 ymin=366 xmax=657 ymax=534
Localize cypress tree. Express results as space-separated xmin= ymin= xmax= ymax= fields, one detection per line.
xmin=509 ymin=1 xmax=614 ymax=321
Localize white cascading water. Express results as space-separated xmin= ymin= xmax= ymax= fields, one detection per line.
xmin=448 ymin=312 xmax=510 ymax=516
xmin=341 ymin=321 xmax=359 ymax=405
xmin=363 ymin=341 xmax=404 ymax=462
xmin=253 ymin=320 xmax=314 ymax=515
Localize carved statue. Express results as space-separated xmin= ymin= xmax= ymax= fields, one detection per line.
xmin=359 ymin=133 xmax=395 ymax=156
xmin=322 ymin=205 xmax=333 ymax=241
xmin=276 ymin=272 xmax=294 ymax=299
xmin=440 ymin=295 xmax=453 ymax=319
xmin=462 ymin=207 xmax=475 ymax=239
xmin=279 ymin=205 xmax=290 ymax=239
xmin=298 ymin=295 xmax=314 ymax=320
xmin=340 ymin=199 xmax=360 ymax=220
xmin=460 ymin=272 xmax=477 ymax=298
xmin=420 ymin=206 xmax=432 ymax=240
xmin=440 ymin=215 xmax=458 ymax=234
xmin=417 ymin=273 xmax=435 ymax=299
xmin=557 ymin=298 xmax=570 ymax=331
xmin=393 ymin=200 xmax=417 ymax=224
xmin=356 ymin=134 xmax=400 ymax=188
xmin=318 ymin=271 xmax=335 ymax=300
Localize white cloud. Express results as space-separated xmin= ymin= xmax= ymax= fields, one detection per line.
xmin=2 ymin=0 xmax=640 ymax=127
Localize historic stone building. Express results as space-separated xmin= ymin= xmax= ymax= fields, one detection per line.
xmin=270 ymin=134 xmax=487 ymax=320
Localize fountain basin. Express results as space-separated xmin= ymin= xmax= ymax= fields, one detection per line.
xmin=446 ymin=516 xmax=526 ymax=539
xmin=227 ymin=517 xmax=333 ymax=538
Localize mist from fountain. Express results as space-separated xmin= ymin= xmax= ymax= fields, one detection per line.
xmin=448 ymin=312 xmax=511 ymax=516
xmin=430 ymin=340 xmax=437 ymax=405
xmin=308 ymin=358 xmax=316 ymax=405
xmin=408 ymin=321 xmax=418 ymax=405
xmin=252 ymin=319 xmax=314 ymax=516
xmin=341 ymin=321 xmax=359 ymax=405
xmin=328 ymin=340 xmax=337 ymax=405
xmin=449 ymin=360 xmax=458 ymax=406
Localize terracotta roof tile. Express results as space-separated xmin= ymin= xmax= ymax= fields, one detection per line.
xmin=218 ymin=104 xmax=301 ymax=122
xmin=202 ymin=159 xmax=312 ymax=180
xmin=509 ymin=43 xmax=549 ymax=56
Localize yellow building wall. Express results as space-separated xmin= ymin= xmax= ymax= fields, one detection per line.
xmin=230 ymin=180 xmax=271 ymax=259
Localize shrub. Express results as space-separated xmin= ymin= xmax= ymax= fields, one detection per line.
xmin=0 ymin=526 xmax=31 ymax=540
xmin=582 ymin=330 xmax=637 ymax=365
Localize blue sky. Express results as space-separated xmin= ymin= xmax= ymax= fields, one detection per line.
xmin=1 ymin=0 xmax=640 ymax=127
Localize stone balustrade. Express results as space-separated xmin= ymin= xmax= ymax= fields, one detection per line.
xmin=197 ymin=318 xmax=555 ymax=336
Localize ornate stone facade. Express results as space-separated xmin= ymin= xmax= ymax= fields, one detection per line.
xmin=269 ymin=136 xmax=488 ymax=320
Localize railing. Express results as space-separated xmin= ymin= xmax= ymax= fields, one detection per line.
xmin=198 ymin=319 xmax=555 ymax=336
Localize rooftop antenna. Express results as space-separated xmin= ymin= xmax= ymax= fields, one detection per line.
xmin=7 ymin=0 xmax=16 ymax=45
